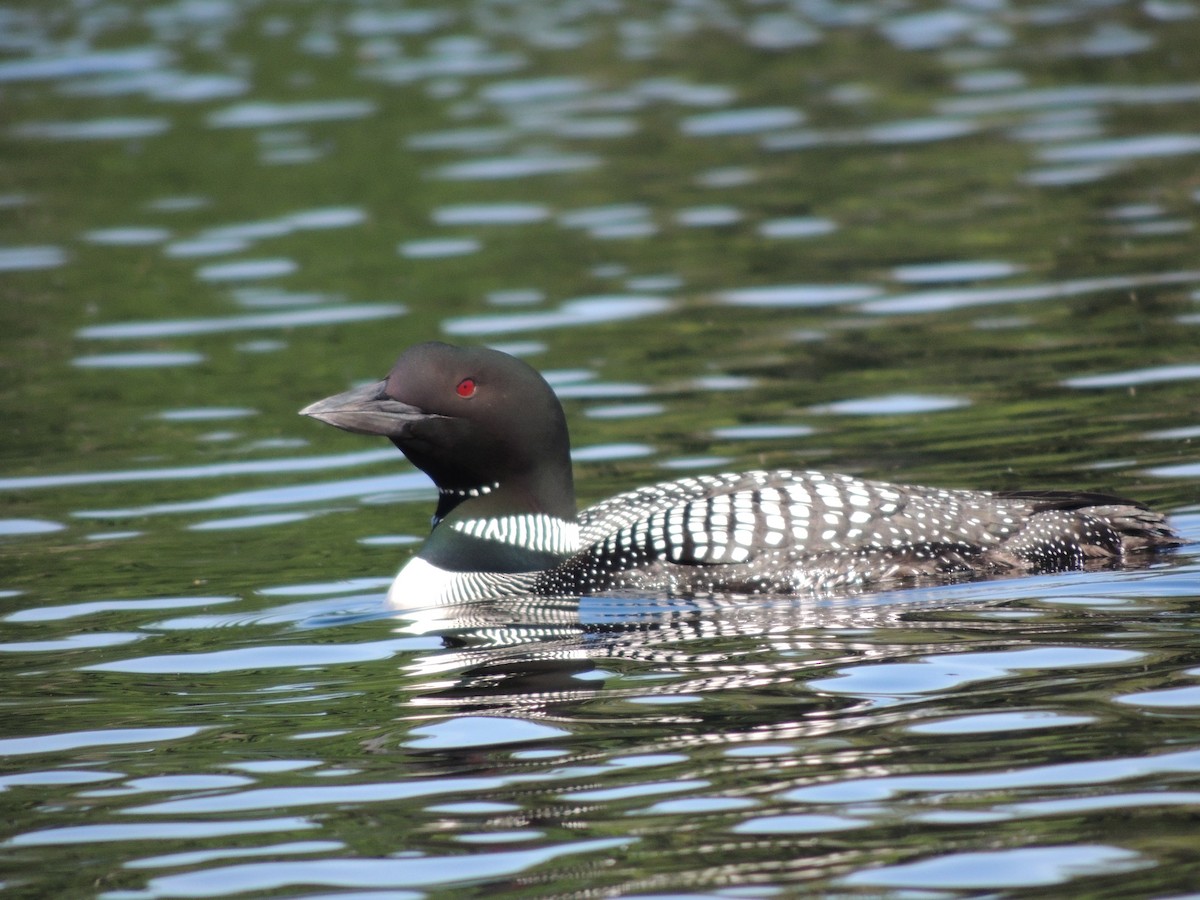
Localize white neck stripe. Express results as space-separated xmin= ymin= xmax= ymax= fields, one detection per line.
xmin=440 ymin=481 xmax=499 ymax=499
xmin=451 ymin=514 xmax=580 ymax=556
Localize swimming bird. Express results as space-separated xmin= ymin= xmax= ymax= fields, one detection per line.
xmin=301 ymin=341 xmax=1178 ymax=606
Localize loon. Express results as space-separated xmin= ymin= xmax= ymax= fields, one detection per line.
xmin=301 ymin=341 xmax=1179 ymax=606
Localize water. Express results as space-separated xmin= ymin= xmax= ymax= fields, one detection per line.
xmin=3 ymin=0 xmax=1200 ymax=896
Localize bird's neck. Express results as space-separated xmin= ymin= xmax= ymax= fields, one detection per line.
xmin=431 ymin=457 xmax=578 ymax=526
xmin=420 ymin=474 xmax=580 ymax=574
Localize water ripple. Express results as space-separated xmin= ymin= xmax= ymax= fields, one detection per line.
xmin=6 ymin=596 xmax=238 ymax=623
xmin=0 ymin=727 xmax=204 ymax=757
xmin=195 ymin=258 xmax=298 ymax=282
xmin=637 ymin=78 xmax=735 ymax=107
xmin=1118 ymin=684 xmax=1200 ymax=707
xmin=892 ymin=260 xmax=1024 ymax=283
xmin=481 ymin=76 xmax=592 ymax=105
xmin=367 ymin=52 xmax=526 ymax=84
xmin=717 ymin=284 xmax=882 ymax=307
xmin=758 ymin=216 xmax=836 ymax=238
xmin=165 ymin=237 xmax=248 ymax=257
xmin=676 ymin=206 xmax=742 ymax=227
xmin=1063 ymin=363 xmax=1200 ymax=389
xmin=8 ymin=817 xmax=315 ymax=847
xmin=0 ymin=449 xmax=399 ymax=491
xmin=433 ymin=154 xmax=600 ymax=180
xmin=72 ymin=351 xmax=204 ymax=369
xmin=406 ymin=127 xmax=512 ymax=151
xmin=443 ymin=295 xmax=670 ymax=336
xmin=1039 ymin=133 xmax=1200 ymax=164
xmin=681 ymin=107 xmax=805 ymax=136
xmin=286 ymin=207 xmax=367 ymax=230
xmin=810 ymin=394 xmax=968 ymax=415
xmin=0 ymin=518 xmax=64 ymax=536
xmin=734 ymin=813 xmax=868 ymax=834
xmin=940 ymin=82 xmax=1200 ymax=115
xmin=861 ymin=270 xmax=1200 ymax=314
xmin=407 ymin=716 xmax=569 ymax=749
xmin=344 ymin=8 xmax=451 ymax=35
xmin=0 ymin=633 xmax=143 ymax=653
xmin=843 ymin=845 xmax=1144 ymax=890
xmin=125 ymin=838 xmax=629 ymax=895
xmin=78 ymin=304 xmax=405 ymax=339
xmin=908 ymin=711 xmax=1095 ymax=734
xmin=864 ymin=117 xmax=979 ymax=144
xmin=12 ymin=117 xmax=170 ymax=140
xmin=206 ymin=100 xmax=376 ymax=128
xmin=83 ymin=227 xmax=171 ymax=246
xmin=399 ymin=238 xmax=481 ymax=258
xmin=0 ymin=47 xmax=168 ymax=82
xmin=811 ymin=646 xmax=1139 ymax=696
xmin=786 ymin=746 xmax=1200 ymax=803
xmin=0 ymin=246 xmax=67 ymax=271
xmin=432 ymin=203 xmax=550 ymax=225
xmin=84 ymin=637 xmax=439 ymax=674
xmin=74 ymin=471 xmax=431 ymax=519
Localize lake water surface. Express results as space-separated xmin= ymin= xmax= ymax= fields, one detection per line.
xmin=3 ymin=0 xmax=1200 ymax=896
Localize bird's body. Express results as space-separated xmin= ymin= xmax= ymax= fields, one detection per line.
xmin=301 ymin=342 xmax=1179 ymax=607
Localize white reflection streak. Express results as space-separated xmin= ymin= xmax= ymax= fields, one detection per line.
xmin=859 ymin=270 xmax=1200 ymax=315
xmin=7 ymin=817 xmax=316 ymax=847
xmin=74 ymin=472 xmax=433 ymax=519
xmin=0 ymin=449 xmax=400 ymax=490
xmin=443 ymin=296 xmax=669 ymax=336
xmin=76 ymin=303 xmax=406 ymax=339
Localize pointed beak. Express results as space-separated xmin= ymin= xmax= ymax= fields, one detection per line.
xmin=300 ymin=379 xmax=434 ymax=437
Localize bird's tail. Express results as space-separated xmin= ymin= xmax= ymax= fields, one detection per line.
xmin=1000 ymin=490 xmax=1181 ymax=556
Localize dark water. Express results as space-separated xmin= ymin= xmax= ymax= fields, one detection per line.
xmin=3 ymin=0 xmax=1200 ymax=896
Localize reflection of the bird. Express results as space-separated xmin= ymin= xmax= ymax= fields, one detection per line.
xmin=392 ymin=585 xmax=993 ymax=717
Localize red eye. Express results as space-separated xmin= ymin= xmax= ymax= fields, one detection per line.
xmin=456 ymin=378 xmax=476 ymax=398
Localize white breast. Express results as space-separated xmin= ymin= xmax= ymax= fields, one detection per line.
xmin=386 ymin=556 xmax=537 ymax=608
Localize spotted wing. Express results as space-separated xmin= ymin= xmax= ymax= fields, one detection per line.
xmin=563 ymin=471 xmax=1175 ymax=595
xmin=578 ymin=470 xmax=1025 ymax=565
